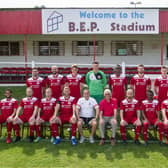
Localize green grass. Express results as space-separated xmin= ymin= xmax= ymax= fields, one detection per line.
xmin=0 ymin=86 xmax=168 ymax=168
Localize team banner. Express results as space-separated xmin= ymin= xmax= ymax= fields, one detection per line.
xmin=42 ymin=9 xmax=159 ymax=34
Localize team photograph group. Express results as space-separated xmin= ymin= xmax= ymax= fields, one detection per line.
xmin=1 ymin=62 xmax=168 ymax=147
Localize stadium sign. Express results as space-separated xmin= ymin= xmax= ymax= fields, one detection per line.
xmin=42 ymin=9 xmax=159 ymax=34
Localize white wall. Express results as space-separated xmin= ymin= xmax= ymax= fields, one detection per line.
xmin=0 ymin=33 xmax=167 ymax=67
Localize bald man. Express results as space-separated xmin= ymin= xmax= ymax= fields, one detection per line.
xmin=120 ymin=89 xmax=141 ymax=145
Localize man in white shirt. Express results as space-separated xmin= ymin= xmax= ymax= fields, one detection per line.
xmin=76 ymin=88 xmax=99 ymax=143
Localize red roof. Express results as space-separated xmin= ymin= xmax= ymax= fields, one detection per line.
xmin=0 ymin=9 xmax=168 ymax=34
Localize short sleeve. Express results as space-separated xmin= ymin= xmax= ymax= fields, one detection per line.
xmin=130 ymin=77 xmax=135 ymax=86
xmin=80 ymin=76 xmax=85 ymax=84
xmin=26 ymin=80 xmax=30 ymax=87
xmin=99 ymin=100 xmax=104 ymax=112
xmin=72 ymin=98 xmax=76 ymax=105
xmin=14 ymin=100 xmax=18 ymax=109
xmin=120 ymin=101 xmax=124 ymax=110
xmin=161 ymin=102 xmax=166 ymax=109
xmin=92 ymin=98 xmax=99 ymax=109
xmin=154 ymin=78 xmax=159 ymax=87
xmin=109 ymin=77 xmax=113 ymax=85
xmin=19 ymin=99 xmax=24 ymax=107
xmin=0 ymin=101 xmax=2 ymax=109
xmin=147 ymin=78 xmax=151 ymax=86
xmin=124 ymin=77 xmax=128 ymax=85
xmin=57 ymin=98 xmax=61 ymax=104
xmin=156 ymin=102 xmax=160 ymax=111
xmin=34 ymin=99 xmax=39 ymax=106
xmin=113 ymin=98 xmax=118 ymax=110
xmin=76 ymin=99 xmax=81 ymax=109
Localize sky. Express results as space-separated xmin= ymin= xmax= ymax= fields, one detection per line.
xmin=0 ymin=0 xmax=168 ymax=8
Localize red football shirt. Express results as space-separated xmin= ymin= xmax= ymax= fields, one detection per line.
xmin=57 ymin=96 xmax=76 ymax=119
xmin=154 ymin=75 xmax=168 ymax=103
xmin=120 ymin=98 xmax=139 ymax=120
xmin=39 ymin=97 xmax=57 ymax=116
xmin=46 ymin=74 xmax=65 ymax=99
xmin=0 ymin=98 xmax=18 ymax=117
xmin=26 ymin=76 xmax=46 ymax=100
xmin=161 ymin=99 xmax=168 ymax=118
xmin=141 ymin=99 xmax=159 ymax=121
xmin=66 ymin=74 xmax=84 ymax=100
xmin=109 ymin=74 xmax=127 ymax=101
xmin=19 ymin=97 xmax=38 ymax=117
xmin=130 ymin=74 xmax=151 ymax=102
xmin=99 ymin=98 xmax=117 ymax=117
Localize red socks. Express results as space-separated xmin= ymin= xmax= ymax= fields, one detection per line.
xmin=51 ymin=123 xmax=59 ymax=137
xmin=71 ymin=123 xmax=77 ymax=137
xmin=7 ymin=122 xmax=13 ymax=138
xmin=13 ymin=124 xmax=20 ymax=137
xmin=36 ymin=125 xmax=41 ymax=137
xmin=120 ymin=125 xmax=126 ymax=140
xmin=29 ymin=125 xmax=35 ymax=137
xmin=135 ymin=125 xmax=141 ymax=140
xmin=143 ymin=122 xmax=148 ymax=141
xmin=158 ymin=122 xmax=163 ymax=141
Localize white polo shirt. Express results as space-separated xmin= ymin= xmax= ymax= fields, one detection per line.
xmin=76 ymin=97 xmax=99 ymax=118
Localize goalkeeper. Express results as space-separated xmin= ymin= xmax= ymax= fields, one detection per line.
xmin=86 ymin=61 xmax=107 ymax=104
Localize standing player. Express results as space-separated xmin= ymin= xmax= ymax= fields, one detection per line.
xmin=52 ymin=86 xmax=77 ymax=145
xmin=13 ymin=87 xmax=38 ymax=142
xmin=161 ymin=98 xmax=168 ymax=144
xmin=130 ymin=64 xmax=151 ymax=105
xmin=76 ymin=88 xmax=99 ymax=144
xmin=154 ymin=66 xmax=168 ymax=107
xmin=34 ymin=88 xmax=57 ymax=143
xmin=46 ymin=66 xmax=65 ymax=99
xmin=142 ymin=90 xmax=164 ymax=146
xmin=109 ymin=64 xmax=127 ymax=107
xmin=26 ymin=67 xmax=46 ymax=101
xmin=86 ymin=61 xmax=107 ymax=104
xmin=65 ymin=64 xmax=84 ymax=101
xmin=99 ymin=89 xmax=118 ymax=146
xmin=0 ymin=89 xmax=18 ymax=143
xmin=120 ymin=89 xmax=141 ymax=144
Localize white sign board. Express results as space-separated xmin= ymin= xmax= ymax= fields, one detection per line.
xmin=42 ymin=9 xmax=159 ymax=34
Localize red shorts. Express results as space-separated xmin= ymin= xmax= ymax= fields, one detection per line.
xmin=0 ymin=115 xmax=9 ymax=123
xmin=40 ymin=114 xmax=53 ymax=122
xmin=19 ymin=114 xmax=32 ymax=123
xmin=144 ymin=118 xmax=158 ymax=126
xmin=124 ymin=117 xmax=137 ymax=124
xmin=59 ymin=116 xmax=72 ymax=125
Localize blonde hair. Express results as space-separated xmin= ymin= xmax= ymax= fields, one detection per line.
xmin=104 ymin=89 xmax=112 ymax=96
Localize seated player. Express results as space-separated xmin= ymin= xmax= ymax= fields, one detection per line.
xmin=142 ymin=90 xmax=164 ymax=146
xmin=120 ymin=89 xmax=141 ymax=144
xmin=13 ymin=87 xmax=38 ymax=142
xmin=161 ymin=98 xmax=168 ymax=145
xmin=76 ymin=88 xmax=99 ymax=144
xmin=99 ymin=89 xmax=118 ymax=146
xmin=0 ymin=89 xmax=18 ymax=143
xmin=52 ymin=86 xmax=77 ymax=145
xmin=34 ymin=88 xmax=57 ymax=143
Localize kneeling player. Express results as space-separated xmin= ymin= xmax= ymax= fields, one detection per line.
xmin=53 ymin=86 xmax=77 ymax=145
xmin=120 ymin=89 xmax=141 ymax=144
xmin=0 ymin=89 xmax=18 ymax=143
xmin=161 ymin=98 xmax=168 ymax=145
xmin=13 ymin=87 xmax=38 ymax=142
xmin=142 ymin=90 xmax=163 ymax=146
xmin=34 ymin=88 xmax=57 ymax=143
xmin=76 ymin=88 xmax=99 ymax=144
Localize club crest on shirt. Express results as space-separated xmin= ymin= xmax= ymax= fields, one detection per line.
xmin=89 ymin=73 xmax=96 ymax=80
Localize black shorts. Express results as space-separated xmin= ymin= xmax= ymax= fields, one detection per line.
xmin=80 ymin=117 xmax=94 ymax=126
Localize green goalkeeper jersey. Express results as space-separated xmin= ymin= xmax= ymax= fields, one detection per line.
xmin=86 ymin=70 xmax=107 ymax=103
